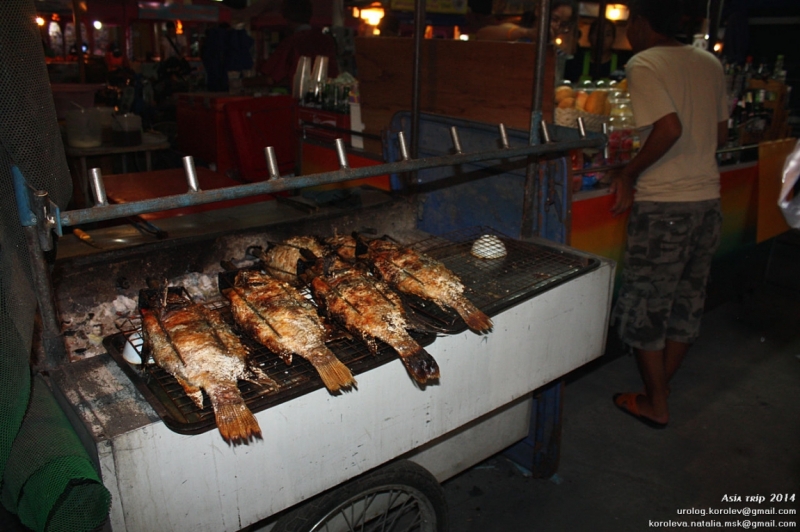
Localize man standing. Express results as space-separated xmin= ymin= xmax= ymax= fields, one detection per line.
xmin=259 ymin=0 xmax=339 ymax=89
xmin=609 ymin=0 xmax=729 ymax=427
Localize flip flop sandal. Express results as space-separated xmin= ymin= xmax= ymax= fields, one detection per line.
xmin=613 ymin=392 xmax=667 ymax=429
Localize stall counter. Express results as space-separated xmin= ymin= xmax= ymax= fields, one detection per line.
xmin=570 ymin=159 xmax=763 ymax=290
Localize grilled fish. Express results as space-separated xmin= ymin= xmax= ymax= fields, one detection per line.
xmin=141 ymin=292 xmax=279 ymax=444
xmin=224 ymin=270 xmax=356 ymax=393
xmin=366 ymin=238 xmax=493 ymax=334
xmin=308 ymin=256 xmax=440 ymax=385
xmin=325 ymin=234 xmax=364 ymax=262
xmin=262 ymin=236 xmax=328 ymax=284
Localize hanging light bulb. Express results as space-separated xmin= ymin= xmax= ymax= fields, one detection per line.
xmin=359 ymin=3 xmax=385 ymax=27
xmin=605 ymin=4 xmax=629 ymax=21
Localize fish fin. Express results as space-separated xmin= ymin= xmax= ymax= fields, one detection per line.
xmin=305 ymin=347 xmax=357 ymax=392
xmin=396 ymin=343 xmax=440 ymax=384
xmin=175 ymin=376 xmax=204 ymax=409
xmin=403 ymin=306 xmax=454 ymax=335
xmin=248 ymin=367 xmax=281 ymax=393
xmin=208 ymin=383 xmax=262 ymax=444
xmin=451 ymin=298 xmax=493 ymax=334
xmin=351 ymin=231 xmax=370 ymax=258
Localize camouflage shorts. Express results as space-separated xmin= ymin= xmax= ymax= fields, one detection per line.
xmin=612 ymin=199 xmax=722 ymax=351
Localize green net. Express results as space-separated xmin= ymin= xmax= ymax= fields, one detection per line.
xmin=1 ymin=2 xmax=112 ymax=529
xmin=1 ymin=375 xmax=111 ymax=532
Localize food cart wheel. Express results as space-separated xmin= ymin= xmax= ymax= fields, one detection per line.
xmin=271 ymin=460 xmax=448 ymax=532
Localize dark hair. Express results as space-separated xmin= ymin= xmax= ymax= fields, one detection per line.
xmin=628 ymin=0 xmax=683 ymax=38
xmin=281 ymin=0 xmax=313 ymax=24
xmin=589 ymin=18 xmax=616 ymax=40
xmin=552 ymin=0 xmax=578 ymax=23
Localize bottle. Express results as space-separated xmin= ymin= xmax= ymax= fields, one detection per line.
xmin=773 ymin=54 xmax=785 ymax=82
xmin=743 ymin=56 xmax=754 ymax=92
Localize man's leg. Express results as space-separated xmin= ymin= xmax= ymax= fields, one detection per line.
xmin=664 ymin=339 xmax=691 ymax=382
xmin=633 ymin=348 xmax=670 ymax=423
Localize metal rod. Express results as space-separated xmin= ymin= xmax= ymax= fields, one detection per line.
xmin=449 ymin=126 xmax=463 ymax=154
xmin=577 ymin=117 xmax=587 ymax=139
xmin=264 ymin=146 xmax=280 ymax=179
xmin=182 ymin=156 xmax=200 ymax=192
xmin=540 ymin=120 xmax=552 ymax=144
xmin=397 ymin=131 xmax=410 ymax=161
xmin=335 ymin=138 xmax=349 ymax=169
xmin=410 ymin=0 xmax=426 ymax=160
xmin=32 ymin=191 xmax=54 ymax=253
xmin=571 ymin=162 xmax=626 ymax=176
xmin=529 ymin=0 xmax=550 ymax=148
xmin=602 ymin=122 xmax=610 ymax=161
xmin=24 ymin=225 xmax=67 ymax=368
xmin=592 ymin=2 xmax=609 ymax=81
xmin=89 ymin=168 xmax=108 ymax=206
xmin=499 ymin=124 xmax=510 ymax=149
xmin=521 ymin=0 xmax=552 ymax=240
xmin=59 ymin=136 xmax=604 ymax=228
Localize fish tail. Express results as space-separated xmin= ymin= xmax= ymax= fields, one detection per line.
xmin=395 ymin=341 xmax=440 ymax=384
xmin=452 ymin=298 xmax=493 ymax=334
xmin=208 ymin=383 xmax=262 ymax=444
xmin=306 ymin=347 xmax=357 ymax=392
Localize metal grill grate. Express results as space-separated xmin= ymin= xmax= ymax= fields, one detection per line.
xmin=104 ymin=227 xmax=598 ymax=435
xmin=405 ymin=226 xmax=599 ymax=333
xmin=105 ymin=302 xmax=435 ymax=435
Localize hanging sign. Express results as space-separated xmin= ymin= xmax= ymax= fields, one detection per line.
xmin=390 ymin=0 xmax=468 ymax=14
xmin=138 ymin=2 xmax=219 ymax=22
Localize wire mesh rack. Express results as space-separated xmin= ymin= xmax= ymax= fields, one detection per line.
xmin=104 ymin=227 xmax=599 ymax=435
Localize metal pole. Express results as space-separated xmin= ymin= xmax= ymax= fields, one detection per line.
xmin=521 ymin=0 xmax=552 ymax=240
xmin=592 ymin=2 xmax=609 ymax=81
xmin=24 ymin=225 xmax=67 ymax=369
xmin=708 ymin=0 xmax=724 ymax=53
xmin=410 ymin=0 xmax=426 ymax=162
xmin=58 ymin=136 xmax=604 ymax=228
xmin=72 ymin=0 xmax=86 ymax=84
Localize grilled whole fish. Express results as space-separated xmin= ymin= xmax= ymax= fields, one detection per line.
xmin=141 ymin=296 xmax=279 ymax=444
xmin=325 ymin=234 xmax=364 ymax=262
xmin=308 ymin=257 xmax=440 ymax=385
xmin=366 ymin=238 xmax=493 ymax=334
xmin=224 ymin=270 xmax=356 ymax=393
xmin=263 ymin=236 xmax=328 ymax=284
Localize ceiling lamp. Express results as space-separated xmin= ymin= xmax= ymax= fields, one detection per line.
xmin=605 ymin=4 xmax=629 ymax=21
xmin=360 ymin=4 xmax=385 ymax=27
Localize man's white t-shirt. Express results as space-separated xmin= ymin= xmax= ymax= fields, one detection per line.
xmin=626 ymin=45 xmax=728 ymax=202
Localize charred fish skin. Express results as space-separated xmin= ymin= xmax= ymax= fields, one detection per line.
xmin=263 ymin=236 xmax=328 ymax=284
xmin=309 ymin=261 xmax=440 ymax=385
xmin=224 ymin=270 xmax=356 ymax=393
xmin=367 ymin=239 xmax=493 ymax=334
xmin=140 ymin=300 xmax=276 ymax=444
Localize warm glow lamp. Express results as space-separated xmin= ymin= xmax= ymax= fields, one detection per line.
xmin=605 ymin=4 xmax=629 ymax=21
xmin=360 ymin=4 xmax=385 ymax=27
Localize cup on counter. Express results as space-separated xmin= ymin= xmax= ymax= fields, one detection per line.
xmin=111 ymin=113 xmax=142 ymax=147
xmin=65 ymin=108 xmax=103 ymax=148
xmin=293 ymin=56 xmax=312 ymax=99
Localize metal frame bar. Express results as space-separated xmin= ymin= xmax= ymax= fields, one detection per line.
xmin=20 ymin=136 xmax=602 ymax=232
xmin=521 ymin=0 xmax=552 ymax=239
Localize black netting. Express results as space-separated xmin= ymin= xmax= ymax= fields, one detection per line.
xmin=1 ymin=1 xmax=110 ymax=530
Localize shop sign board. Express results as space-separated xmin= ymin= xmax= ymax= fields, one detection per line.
xmin=138 ymin=2 xmax=219 ymax=22
xmin=390 ymin=0 xmax=468 ymax=14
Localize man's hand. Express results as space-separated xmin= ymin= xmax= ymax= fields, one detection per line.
xmin=606 ymin=112 xmax=682 ymax=216
xmin=609 ymin=169 xmax=635 ymax=216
